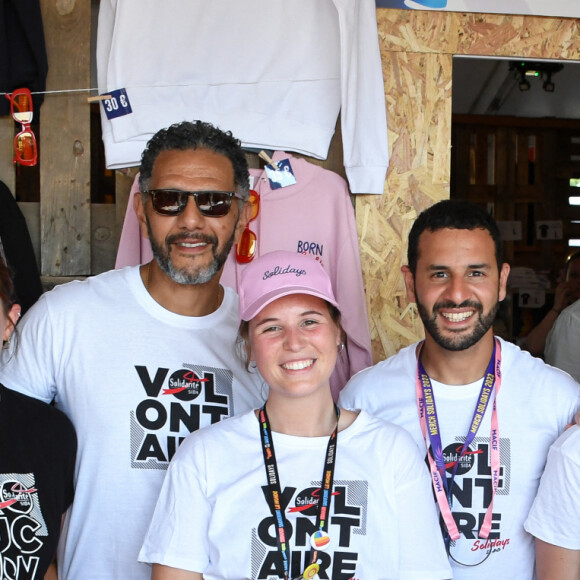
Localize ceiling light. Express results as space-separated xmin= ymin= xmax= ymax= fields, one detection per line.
xmin=509 ymin=60 xmax=563 ymax=93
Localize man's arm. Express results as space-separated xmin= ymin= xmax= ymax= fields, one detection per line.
xmin=152 ymin=564 xmax=203 ymax=580
xmin=43 ymin=513 xmax=67 ymax=580
xmin=544 ymin=306 xmax=580 ymax=383
xmin=43 ymin=561 xmax=58 ymax=580
xmin=521 ymin=308 xmax=561 ymax=356
xmin=536 ymin=539 xmax=580 ymax=580
xmin=521 ymin=281 xmax=572 ymax=356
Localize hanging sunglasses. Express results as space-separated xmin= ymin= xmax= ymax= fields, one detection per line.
xmin=5 ymin=88 xmax=38 ymax=167
xmin=146 ymin=189 xmax=242 ymax=217
xmin=236 ymin=189 xmax=260 ymax=263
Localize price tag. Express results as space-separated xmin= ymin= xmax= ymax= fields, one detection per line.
xmin=265 ymin=158 xmax=297 ymax=189
xmin=101 ymin=88 xmax=133 ymax=120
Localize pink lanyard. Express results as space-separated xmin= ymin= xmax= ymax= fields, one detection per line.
xmin=415 ymin=338 xmax=502 ymax=543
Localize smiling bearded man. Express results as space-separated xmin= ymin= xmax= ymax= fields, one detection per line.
xmin=339 ymin=199 xmax=580 ymax=580
xmin=0 ymin=120 xmax=266 ymax=580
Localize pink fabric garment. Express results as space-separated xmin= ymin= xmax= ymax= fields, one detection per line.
xmin=222 ymin=152 xmax=372 ymax=399
xmin=114 ymin=157 xmax=373 ymax=399
xmin=114 ymin=173 xmax=153 ymax=269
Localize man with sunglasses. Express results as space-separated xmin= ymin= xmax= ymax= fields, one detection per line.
xmin=340 ymin=200 xmax=580 ymax=579
xmin=0 ymin=120 xmax=265 ymax=580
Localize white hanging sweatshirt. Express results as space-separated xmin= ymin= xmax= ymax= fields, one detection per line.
xmin=96 ymin=0 xmax=388 ymax=194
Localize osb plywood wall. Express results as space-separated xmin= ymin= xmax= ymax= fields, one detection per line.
xmin=360 ymin=9 xmax=580 ymax=363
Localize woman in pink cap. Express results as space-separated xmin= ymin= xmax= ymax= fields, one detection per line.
xmin=140 ymin=251 xmax=450 ymax=580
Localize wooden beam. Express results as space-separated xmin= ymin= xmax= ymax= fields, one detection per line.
xmin=39 ymin=0 xmax=91 ymax=275
xmin=0 ymin=118 xmax=15 ymax=193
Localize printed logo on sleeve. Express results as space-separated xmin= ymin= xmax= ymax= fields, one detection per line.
xmin=0 ymin=474 xmax=48 ymax=579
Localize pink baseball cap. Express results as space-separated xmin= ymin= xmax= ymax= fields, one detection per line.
xmin=238 ymin=251 xmax=339 ymax=322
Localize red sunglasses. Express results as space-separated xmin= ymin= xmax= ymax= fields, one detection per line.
xmin=5 ymin=88 xmax=38 ymax=166
xmin=236 ymin=190 xmax=259 ymax=263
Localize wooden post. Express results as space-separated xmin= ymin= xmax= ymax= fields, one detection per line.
xmin=39 ymin=0 xmax=91 ymax=276
xmin=0 ymin=118 xmax=15 ymax=194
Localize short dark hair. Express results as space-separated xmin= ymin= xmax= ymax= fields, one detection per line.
xmin=407 ymin=199 xmax=503 ymax=275
xmin=0 ymin=257 xmax=17 ymax=320
xmin=138 ymin=120 xmax=250 ymax=201
xmin=0 ymin=257 xmax=19 ymax=352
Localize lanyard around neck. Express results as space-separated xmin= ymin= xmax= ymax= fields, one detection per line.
xmin=415 ymin=338 xmax=502 ymax=544
xmin=258 ymin=404 xmax=340 ymax=580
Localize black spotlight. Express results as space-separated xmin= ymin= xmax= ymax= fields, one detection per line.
xmin=543 ymin=72 xmax=555 ymax=92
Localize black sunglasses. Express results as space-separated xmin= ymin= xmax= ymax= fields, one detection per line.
xmin=146 ymin=189 xmax=242 ymax=217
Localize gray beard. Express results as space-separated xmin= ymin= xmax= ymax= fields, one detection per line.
xmin=146 ymin=221 xmax=237 ymax=285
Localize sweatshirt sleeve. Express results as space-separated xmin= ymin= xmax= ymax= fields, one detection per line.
xmin=329 ymin=178 xmax=373 ymax=399
xmin=333 ymin=0 xmax=389 ymax=194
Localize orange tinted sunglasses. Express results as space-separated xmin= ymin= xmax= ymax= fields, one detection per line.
xmin=5 ymin=88 xmax=38 ymax=166
xmin=236 ymin=189 xmax=259 ymax=263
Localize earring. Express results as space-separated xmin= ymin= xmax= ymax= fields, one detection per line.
xmin=337 ymin=343 xmax=345 ymax=353
xmin=2 ymin=337 xmax=10 ymax=350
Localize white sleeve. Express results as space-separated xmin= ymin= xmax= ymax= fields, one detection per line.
xmin=333 ymin=0 xmax=389 ymax=194
xmin=524 ymin=427 xmax=580 ymax=550
xmin=330 ymin=183 xmax=373 ymax=398
xmin=334 ymin=193 xmax=372 ymax=372
xmin=393 ymin=430 xmax=452 ymax=579
xmin=139 ymin=442 xmax=211 ymax=572
xmin=0 ymin=295 xmax=57 ymax=404
xmin=95 ymin=0 xmax=117 ymax=165
xmin=544 ymin=307 xmax=580 ymax=383
xmin=338 ymin=368 xmax=367 ymax=411
xmin=96 ymin=0 xmax=115 ymax=91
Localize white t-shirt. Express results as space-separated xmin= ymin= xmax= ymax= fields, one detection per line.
xmin=139 ymin=410 xmax=452 ymax=580
xmin=545 ymin=299 xmax=580 ymax=383
xmin=339 ymin=337 xmax=580 ymax=579
xmin=0 ymin=266 xmax=265 ymax=580
xmin=524 ymin=425 xmax=580 ymax=550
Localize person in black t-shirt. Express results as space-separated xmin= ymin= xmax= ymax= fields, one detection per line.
xmin=0 ymin=258 xmax=77 ymax=579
